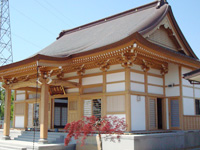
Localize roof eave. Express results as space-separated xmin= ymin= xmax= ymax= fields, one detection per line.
xmin=167 ymin=6 xmax=198 ymax=59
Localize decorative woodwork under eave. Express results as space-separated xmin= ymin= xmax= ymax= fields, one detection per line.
xmin=99 ymin=59 xmax=110 ymax=72
xmin=120 ymin=48 xmax=137 ymax=68
xmin=8 ymin=79 xmax=38 ymax=90
xmin=47 ymin=79 xmax=80 ymax=88
xmin=141 ymin=59 xmax=151 ymax=72
xmin=16 ymin=87 xmax=41 ymax=93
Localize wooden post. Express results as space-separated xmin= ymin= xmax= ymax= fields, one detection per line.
xmin=179 ymin=66 xmax=183 ymax=130
xmin=102 ymin=71 xmax=107 ymax=117
xmin=125 ymin=67 xmax=131 ymax=131
xmin=2 ymin=85 xmax=11 ymax=140
xmin=38 ymin=79 xmax=49 ymax=144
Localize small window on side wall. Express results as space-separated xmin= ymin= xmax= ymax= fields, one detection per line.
xmin=195 ymin=99 xmax=200 ymax=115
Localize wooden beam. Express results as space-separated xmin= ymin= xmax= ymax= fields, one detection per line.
xmin=16 ymin=87 xmax=41 ymax=93
xmin=3 ymin=85 xmax=11 ymax=140
xmin=9 ymin=79 xmax=37 ymax=90
xmin=39 ymin=79 xmax=49 ymax=144
xmin=48 ymin=79 xmax=79 ymax=88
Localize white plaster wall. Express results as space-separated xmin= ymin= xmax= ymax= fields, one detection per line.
xmin=148 ymin=68 xmax=161 ymax=75
xmin=106 ymin=82 xmax=125 ymax=92
xmin=182 ymin=67 xmax=193 ymax=86
xmin=131 ymin=83 xmax=145 ymax=92
xmin=148 ymin=85 xmax=163 ymax=95
xmin=16 ymin=90 xmax=25 ymax=94
xmin=109 ymin=64 xmax=124 ymax=71
xmin=165 ymin=63 xmax=179 ymax=85
xmin=85 ymin=68 xmax=101 ymax=74
xmin=130 ymin=72 xmax=144 ymax=82
xmin=195 ymin=89 xmax=200 ymax=98
xmin=166 ymin=98 xmax=169 ymax=129
xmin=106 ymin=72 xmax=125 ymax=82
xmin=28 ymin=104 xmax=33 ymax=127
xmin=182 ymin=78 xmax=192 ymax=86
xmin=107 ymin=114 xmax=126 ymax=123
xmin=131 ymin=64 xmax=143 ymax=71
xmin=28 ymin=93 xmax=40 ymax=99
xmin=194 ymin=84 xmax=200 ymax=88
xmin=15 ymin=116 xmax=24 ymax=128
xmin=82 ymin=75 xmax=103 ymax=85
xmin=63 ymin=72 xmax=77 ymax=78
xmin=67 ymin=88 xmax=79 ymax=93
xmin=182 ymin=87 xmax=194 ymax=97
xmin=183 ymin=98 xmax=195 ymax=115
xmin=84 ymin=100 xmax=92 ymax=117
xmin=148 ymin=76 xmax=163 ymax=86
xmin=68 ymin=79 xmax=79 ymax=83
xmin=131 ymin=95 xmax=146 ymax=130
xmin=16 ymin=94 xmax=26 ymax=101
xmin=165 ymin=86 xmax=180 ymax=97
xmin=182 ymin=67 xmax=192 ymax=74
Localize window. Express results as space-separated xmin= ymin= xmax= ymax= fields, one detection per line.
xmin=195 ymin=99 xmax=200 ymax=115
xmin=84 ymin=99 xmax=101 ymax=118
xmin=33 ymin=103 xmax=39 ymax=126
xmin=93 ymin=99 xmax=101 ymax=118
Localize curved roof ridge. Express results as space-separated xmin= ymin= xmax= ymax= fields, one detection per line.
xmin=57 ymin=1 xmax=159 ymax=39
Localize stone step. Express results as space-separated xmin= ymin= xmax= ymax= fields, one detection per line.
xmin=13 ymin=131 xmax=66 ymax=144
xmin=14 ymin=136 xmax=64 ymax=143
xmin=0 ymin=144 xmax=27 ymax=150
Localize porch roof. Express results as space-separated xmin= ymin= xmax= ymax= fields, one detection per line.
xmin=183 ymin=69 xmax=200 ymax=84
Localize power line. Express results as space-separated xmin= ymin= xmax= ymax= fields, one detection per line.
xmin=10 ymin=5 xmax=56 ymax=36
xmin=12 ymin=32 xmax=42 ymax=49
xmin=43 ymin=0 xmax=76 ymax=27
xmin=35 ymin=0 xmax=72 ymax=28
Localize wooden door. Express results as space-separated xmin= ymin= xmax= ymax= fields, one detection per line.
xmin=169 ymin=98 xmax=180 ymax=129
xmin=68 ymin=96 xmax=79 ymax=123
xmin=149 ymin=97 xmax=157 ymax=130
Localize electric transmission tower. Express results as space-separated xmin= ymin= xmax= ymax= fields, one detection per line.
xmin=0 ymin=0 xmax=13 ymax=66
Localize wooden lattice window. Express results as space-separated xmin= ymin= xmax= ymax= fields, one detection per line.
xmin=69 ymin=101 xmax=77 ymax=111
xmin=107 ymin=95 xmax=125 ymax=112
xmin=195 ymin=99 xmax=200 ymax=115
xmin=93 ymin=99 xmax=101 ymax=118
xmin=15 ymin=103 xmax=25 ymax=115
xmin=49 ymin=86 xmax=64 ymax=95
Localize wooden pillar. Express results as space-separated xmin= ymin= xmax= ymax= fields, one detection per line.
xmin=144 ymin=70 xmax=149 ymax=130
xmin=78 ymin=75 xmax=83 ymax=119
xmin=125 ymin=67 xmax=131 ymax=131
xmin=2 ymin=85 xmax=11 ymax=140
xmin=24 ymin=90 xmax=28 ymax=129
xmin=179 ymin=66 xmax=183 ymax=130
xmin=102 ymin=71 xmax=107 ymax=117
xmin=39 ymin=79 xmax=49 ymax=144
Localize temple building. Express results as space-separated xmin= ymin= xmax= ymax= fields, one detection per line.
xmin=1 ymin=0 xmax=200 ymax=143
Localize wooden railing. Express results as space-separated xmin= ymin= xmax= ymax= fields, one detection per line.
xmin=183 ymin=115 xmax=200 ymax=130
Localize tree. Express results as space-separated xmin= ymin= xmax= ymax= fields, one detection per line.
xmin=0 ymin=88 xmax=14 ymax=121
xmin=64 ymin=116 xmax=127 ymax=150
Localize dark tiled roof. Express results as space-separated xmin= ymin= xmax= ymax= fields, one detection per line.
xmin=36 ymin=1 xmax=169 ymax=58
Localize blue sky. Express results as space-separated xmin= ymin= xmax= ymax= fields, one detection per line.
xmin=9 ymin=0 xmax=200 ymax=62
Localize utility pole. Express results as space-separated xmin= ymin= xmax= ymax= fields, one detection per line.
xmin=0 ymin=0 xmax=13 ymax=66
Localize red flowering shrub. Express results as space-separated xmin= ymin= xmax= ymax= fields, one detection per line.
xmin=64 ymin=115 xmax=127 ymax=147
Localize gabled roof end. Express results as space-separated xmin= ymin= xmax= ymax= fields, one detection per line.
xmin=156 ymin=0 xmax=168 ymax=9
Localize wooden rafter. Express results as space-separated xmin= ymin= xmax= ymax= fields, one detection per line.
xmin=48 ymin=79 xmax=79 ymax=88
xmin=16 ymin=87 xmax=41 ymax=93
xmin=9 ymin=79 xmax=37 ymax=90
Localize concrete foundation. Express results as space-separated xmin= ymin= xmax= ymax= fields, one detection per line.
xmin=38 ymin=138 xmax=48 ymax=144
xmin=1 ymin=136 xmax=11 ymax=140
xmin=102 ymin=130 xmax=200 ymax=150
